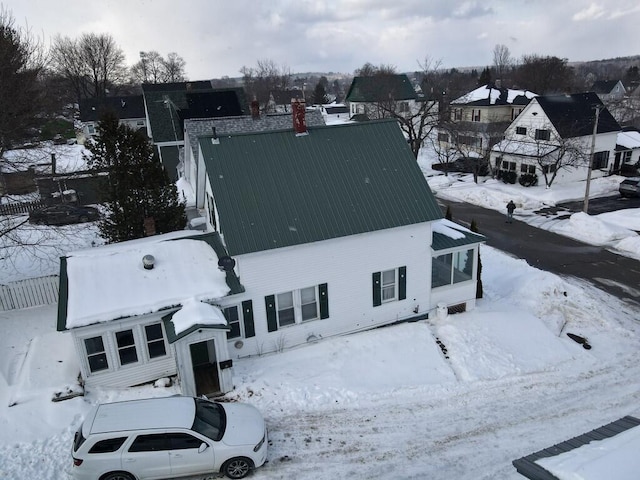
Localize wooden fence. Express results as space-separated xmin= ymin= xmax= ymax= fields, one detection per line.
xmin=0 ymin=200 xmax=45 ymax=216
xmin=0 ymin=275 xmax=59 ymax=310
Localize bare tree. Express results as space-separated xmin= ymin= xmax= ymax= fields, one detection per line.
xmin=130 ymin=51 xmax=187 ymax=84
xmin=492 ymin=44 xmax=512 ymax=84
xmin=163 ymin=52 xmax=187 ymax=82
xmin=240 ymin=59 xmax=291 ymax=111
xmin=50 ymin=33 xmax=127 ymax=99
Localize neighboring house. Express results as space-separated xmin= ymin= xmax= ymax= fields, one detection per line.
xmin=613 ymin=129 xmax=640 ymax=174
xmin=345 ymin=74 xmax=421 ymax=120
xmin=78 ymin=95 xmax=147 ymax=142
xmin=268 ymin=89 xmax=304 ymax=113
xmin=141 ymin=82 xmax=249 ymax=180
xmin=439 ymin=84 xmax=537 ymax=161
xmin=491 ymin=92 xmax=621 ymax=185
xmin=58 ymin=115 xmax=485 ymax=396
xmin=590 ymin=79 xmax=626 ymax=101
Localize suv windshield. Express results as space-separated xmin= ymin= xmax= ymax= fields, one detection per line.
xmin=191 ymin=398 xmax=226 ymax=441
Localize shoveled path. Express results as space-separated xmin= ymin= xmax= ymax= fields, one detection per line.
xmin=439 ymin=199 xmax=640 ymax=309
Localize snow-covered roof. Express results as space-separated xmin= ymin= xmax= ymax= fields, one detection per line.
xmin=617 ymin=130 xmax=640 ymax=150
xmin=451 ymin=85 xmax=537 ymax=106
xmin=170 ymin=298 xmax=228 ymax=335
xmin=63 ymin=233 xmax=230 ymax=329
xmin=492 ymin=139 xmax=559 ymax=157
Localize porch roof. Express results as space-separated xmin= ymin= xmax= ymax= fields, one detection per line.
xmin=432 ymin=219 xmax=486 ymax=251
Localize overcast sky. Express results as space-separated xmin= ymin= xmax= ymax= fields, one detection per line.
xmin=5 ymin=0 xmax=640 ymax=80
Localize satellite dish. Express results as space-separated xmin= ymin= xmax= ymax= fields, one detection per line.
xmin=217 ymin=256 xmax=236 ymax=272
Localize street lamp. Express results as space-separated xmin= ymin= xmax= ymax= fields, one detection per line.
xmin=582 ymin=104 xmax=603 ymax=214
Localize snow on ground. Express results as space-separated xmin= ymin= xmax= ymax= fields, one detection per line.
xmin=1 ymin=148 xmax=640 ymax=479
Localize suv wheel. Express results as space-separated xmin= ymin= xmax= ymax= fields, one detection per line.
xmin=222 ymin=457 xmax=253 ymax=479
xmin=102 ymin=472 xmax=134 ymax=480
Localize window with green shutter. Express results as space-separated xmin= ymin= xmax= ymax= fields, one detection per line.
xmin=265 ymin=284 xmax=329 ymax=329
xmin=373 ymin=267 xmax=406 ymax=306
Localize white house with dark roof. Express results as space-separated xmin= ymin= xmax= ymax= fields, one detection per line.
xmin=613 ymin=130 xmax=640 ymax=174
xmin=57 ymin=114 xmax=484 ymax=397
xmin=78 ymin=95 xmax=147 ymax=142
xmin=491 ymin=92 xmax=621 ymax=185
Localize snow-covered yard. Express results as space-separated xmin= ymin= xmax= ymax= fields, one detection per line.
xmin=1 ymin=149 xmax=640 ymax=479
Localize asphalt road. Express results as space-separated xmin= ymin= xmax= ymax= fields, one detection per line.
xmin=439 ymin=199 xmax=640 ymax=309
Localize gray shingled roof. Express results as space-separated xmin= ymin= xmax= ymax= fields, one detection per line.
xmin=199 ymin=120 xmax=442 ymax=256
xmin=185 ymin=110 xmax=325 ymax=172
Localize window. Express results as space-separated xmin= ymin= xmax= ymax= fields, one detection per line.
xmin=89 ymin=437 xmax=127 ymax=454
xmin=381 ymin=269 xmax=397 ymax=302
xmin=373 ymin=267 xmax=406 ymax=307
xmin=516 ymin=126 xmax=527 ymax=135
xmin=521 ymin=164 xmax=536 ymax=174
xmin=432 ymin=249 xmax=474 ymax=288
xmin=472 ymin=109 xmax=481 ymax=122
xmin=542 ymin=164 xmax=557 ymax=174
xmin=129 ymin=434 xmax=169 ymax=452
xmin=623 ymin=151 xmax=632 ymax=162
xmin=87 ymin=124 xmax=95 ymax=135
xmin=592 ymin=151 xmax=609 ymax=169
xmin=398 ymin=101 xmax=410 ymax=113
xmin=458 ymin=135 xmax=482 ymax=148
xmin=85 ymin=336 xmax=109 ymax=373
xmin=265 ymin=285 xmax=329 ymax=331
xmin=144 ymin=323 xmax=166 ymax=359
xmin=438 ymin=132 xmax=449 ymax=143
xmin=502 ymin=160 xmax=516 ymax=171
xmin=452 ymin=108 xmax=462 ymax=121
xmin=116 ymin=329 xmax=138 ymax=366
xmin=512 ymin=108 xmax=523 ymax=120
xmin=535 ymin=129 xmax=550 ymax=140
xmin=224 ymin=305 xmax=242 ymax=339
xmin=276 ymin=291 xmax=295 ymax=327
xmin=167 ymin=433 xmax=203 ymax=450
xmin=300 ymin=286 xmax=319 ymax=321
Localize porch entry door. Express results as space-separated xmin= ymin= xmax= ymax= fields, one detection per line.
xmin=189 ymin=339 xmax=221 ymax=397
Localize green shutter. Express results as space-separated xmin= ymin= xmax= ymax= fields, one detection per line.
xmin=319 ymin=283 xmax=329 ymax=319
xmin=372 ymin=271 xmax=381 ymax=307
xmin=398 ymin=266 xmax=407 ymax=300
xmin=242 ymin=300 xmax=255 ymax=338
xmin=265 ymin=295 xmax=278 ymax=332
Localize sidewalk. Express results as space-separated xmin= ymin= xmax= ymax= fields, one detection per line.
xmin=439 ymin=199 xmax=640 ymax=309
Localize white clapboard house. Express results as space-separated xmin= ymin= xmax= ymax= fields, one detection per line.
xmin=57 ymin=109 xmax=484 ymax=397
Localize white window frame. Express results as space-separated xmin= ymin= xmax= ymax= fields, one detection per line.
xmin=223 ymin=305 xmax=244 ymax=339
xmin=83 ymin=334 xmax=110 ymax=373
xmin=380 ymin=269 xmax=397 ymax=303
xmin=144 ymin=322 xmax=168 ymax=360
xmin=275 ymin=286 xmax=320 ymax=327
xmin=115 ymin=328 xmax=139 ymax=367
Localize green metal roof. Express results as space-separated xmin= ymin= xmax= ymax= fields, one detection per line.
xmin=199 ymin=120 xmax=443 ymax=256
xmin=432 ymin=230 xmax=486 ymax=252
xmin=346 ymin=74 xmax=418 ymax=103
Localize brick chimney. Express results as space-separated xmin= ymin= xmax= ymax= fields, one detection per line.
xmin=251 ymin=100 xmax=260 ymax=119
xmin=292 ymin=99 xmax=307 ymax=135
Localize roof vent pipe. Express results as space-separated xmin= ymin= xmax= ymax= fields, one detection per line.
xmin=142 ymin=254 xmax=155 ymax=270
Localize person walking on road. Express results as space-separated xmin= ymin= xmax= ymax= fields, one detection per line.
xmin=506 ymin=200 xmax=516 ymax=223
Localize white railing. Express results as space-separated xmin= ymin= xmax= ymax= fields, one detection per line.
xmin=0 ymin=275 xmax=59 ymax=310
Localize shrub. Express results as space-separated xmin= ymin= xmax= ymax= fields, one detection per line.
xmin=518 ymin=173 xmax=539 ymax=187
xmin=501 ymin=170 xmax=517 ymax=184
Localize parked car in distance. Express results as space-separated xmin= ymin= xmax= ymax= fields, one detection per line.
xmin=619 ymin=177 xmax=640 ymax=198
xmin=71 ymin=396 xmax=268 ymax=480
xmin=29 ymin=204 xmax=100 ymax=225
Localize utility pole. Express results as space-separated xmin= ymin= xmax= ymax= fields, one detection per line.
xmin=582 ymin=104 xmax=603 ymax=213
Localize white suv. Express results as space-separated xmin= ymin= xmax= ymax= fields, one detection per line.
xmin=71 ymin=396 xmax=268 ymax=480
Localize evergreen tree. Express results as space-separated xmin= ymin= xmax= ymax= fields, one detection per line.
xmin=470 ymin=219 xmax=483 ymax=299
xmin=86 ymin=112 xmax=186 ymax=243
xmin=312 ymin=81 xmax=329 ymax=104
xmin=478 ymin=66 xmax=492 ymax=86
